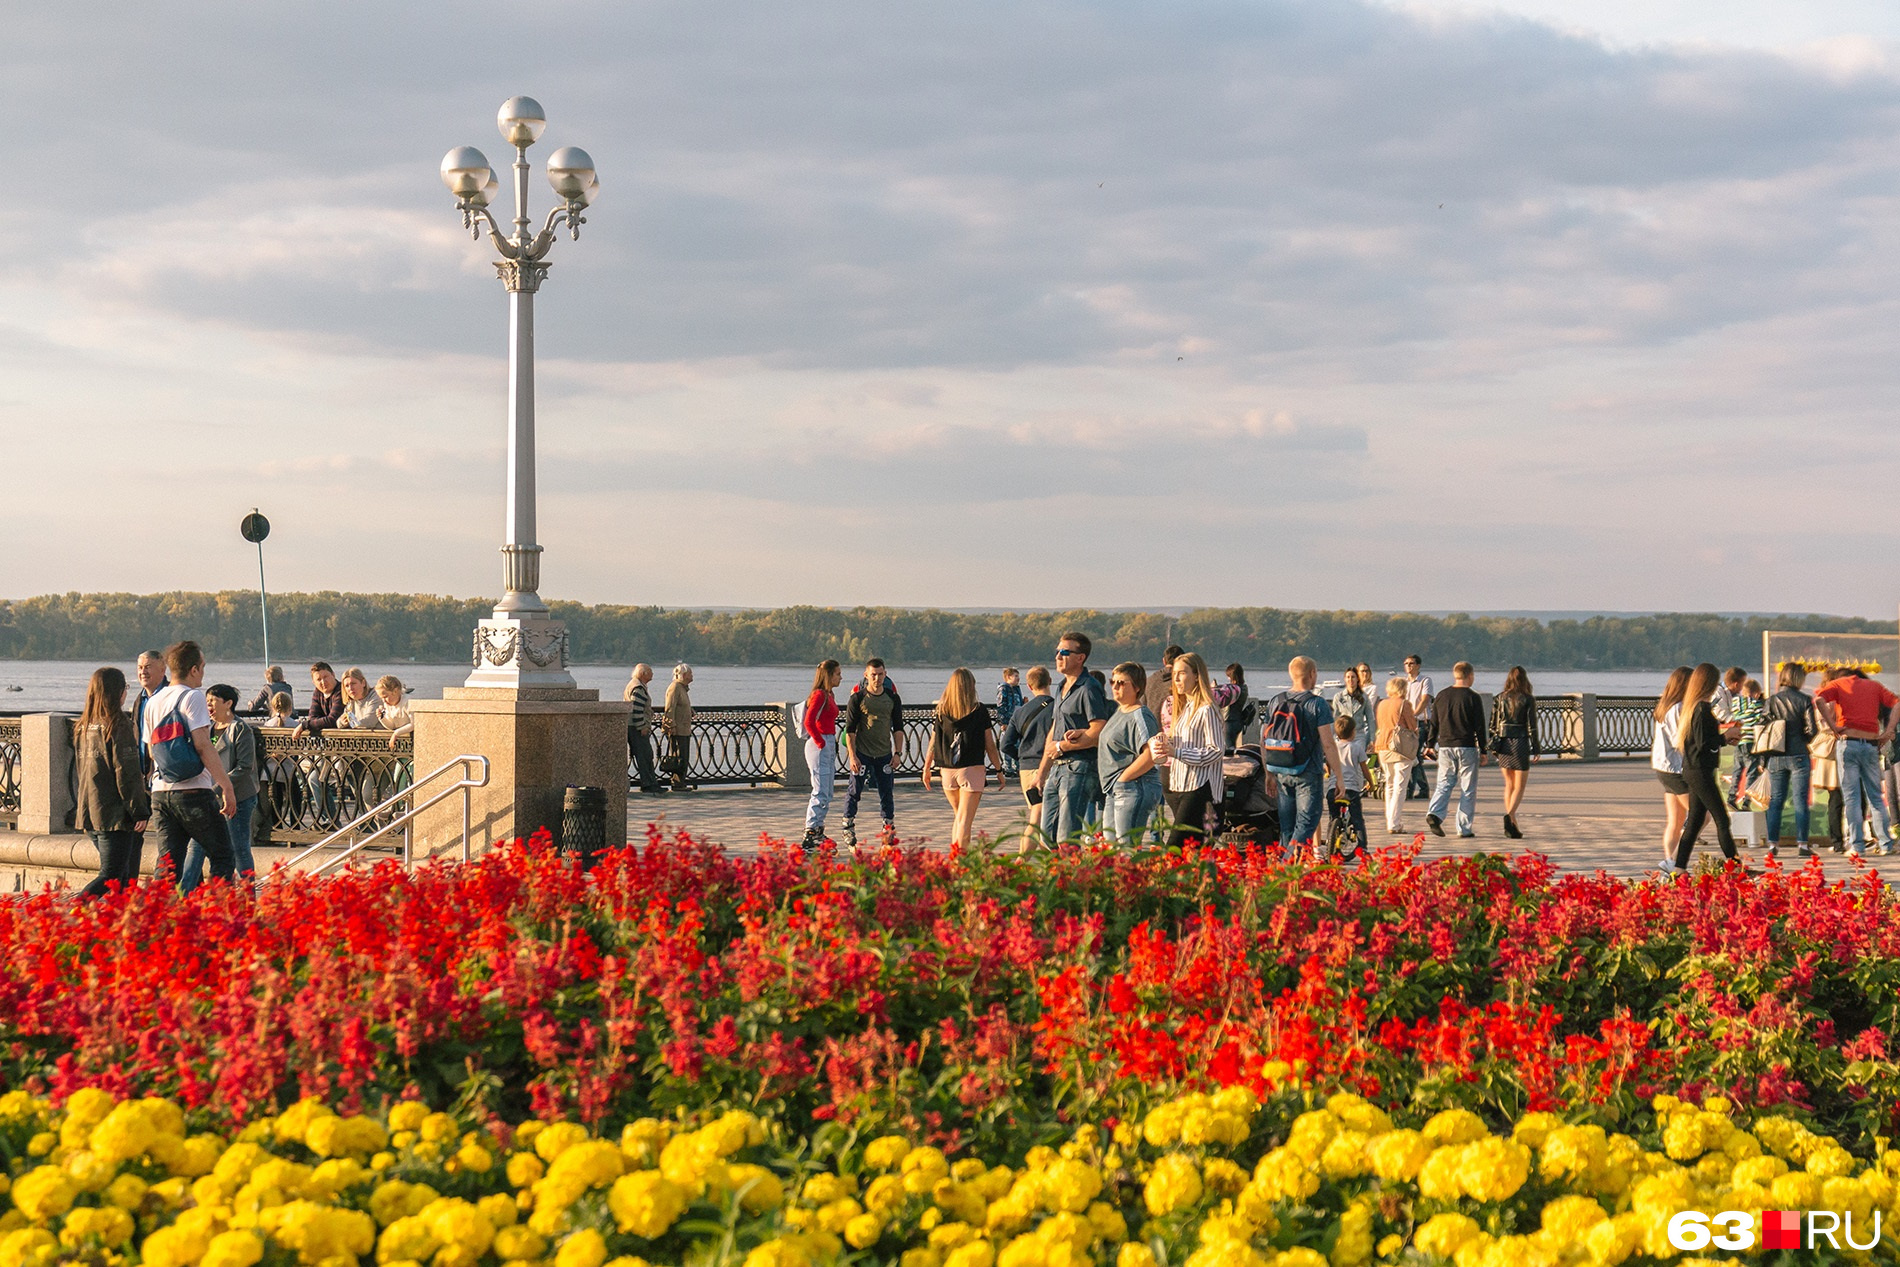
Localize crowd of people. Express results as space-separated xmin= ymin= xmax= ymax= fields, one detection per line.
xmin=1650 ymin=661 xmax=1900 ymax=870
xmin=766 ymin=634 xmax=1554 ymax=858
xmin=71 ymin=647 xmax=417 ymax=900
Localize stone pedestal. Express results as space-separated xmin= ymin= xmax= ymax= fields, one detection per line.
xmin=408 ymin=688 xmax=630 ymax=860
xmin=19 ymin=714 xmax=76 ymax=835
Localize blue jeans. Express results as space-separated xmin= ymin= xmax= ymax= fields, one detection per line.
xmin=1839 ymin=739 xmax=1890 ymax=850
xmin=845 ymin=751 xmax=895 ymax=823
xmin=183 ymin=794 xmax=256 ymax=891
xmin=804 ymin=736 xmax=837 ymax=831
xmin=1277 ymin=768 xmax=1325 ymax=847
xmin=1428 ymin=747 xmax=1480 ymax=834
xmin=1102 ymin=777 xmax=1163 ymax=846
xmin=1764 ymin=754 xmax=1810 ymax=844
xmin=1045 ymin=760 xmax=1102 ymax=842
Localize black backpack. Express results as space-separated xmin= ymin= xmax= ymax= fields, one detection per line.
xmin=1259 ymin=691 xmax=1317 ymax=775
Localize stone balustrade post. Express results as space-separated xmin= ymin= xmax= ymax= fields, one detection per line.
xmin=1578 ymin=694 xmax=1600 ymax=761
xmin=777 ymin=703 xmax=810 ymax=790
xmin=19 ymin=714 xmax=76 ymax=835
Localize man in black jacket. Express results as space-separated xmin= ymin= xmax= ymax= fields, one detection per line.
xmin=841 ymin=659 xmax=903 ymax=845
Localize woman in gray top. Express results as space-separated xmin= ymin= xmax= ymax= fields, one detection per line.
xmin=185 ymin=684 xmax=259 ymax=885
xmin=1100 ymin=662 xmax=1164 ymax=846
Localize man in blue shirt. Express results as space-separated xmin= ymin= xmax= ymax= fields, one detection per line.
xmin=1032 ymin=631 xmax=1115 ymax=842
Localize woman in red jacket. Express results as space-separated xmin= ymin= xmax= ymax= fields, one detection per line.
xmin=802 ymin=660 xmax=842 ymax=847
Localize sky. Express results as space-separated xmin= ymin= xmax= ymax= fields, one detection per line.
xmin=3 ymin=1 xmax=1900 ymax=618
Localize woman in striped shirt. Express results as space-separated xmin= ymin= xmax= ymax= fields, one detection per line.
xmin=1149 ymin=652 xmax=1225 ymax=847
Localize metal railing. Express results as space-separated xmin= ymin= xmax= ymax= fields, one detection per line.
xmin=270 ymin=754 xmax=489 ymax=881
xmin=257 ymin=729 xmax=414 ymax=844
xmin=651 ymin=706 xmax=784 ymax=786
xmin=1595 ymin=696 xmax=1662 ymax=756
xmin=1534 ymin=696 xmax=1583 ymax=757
xmin=0 ymin=717 xmax=19 ymax=821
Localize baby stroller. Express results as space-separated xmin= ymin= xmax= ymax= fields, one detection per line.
xmin=1218 ymin=749 xmax=1279 ymax=845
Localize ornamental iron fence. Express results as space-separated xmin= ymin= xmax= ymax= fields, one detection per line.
xmin=257 ymin=729 xmax=414 ymax=845
xmin=0 ymin=718 xmax=19 ymax=822
xmin=1594 ymin=697 xmax=1661 ymax=756
xmin=652 ymin=706 xmax=785 ymax=787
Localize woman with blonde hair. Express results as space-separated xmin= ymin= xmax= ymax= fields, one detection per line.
xmin=1665 ymin=662 xmax=1741 ymax=874
xmin=1149 ymin=652 xmax=1225 ymax=847
xmin=1374 ymin=676 xmax=1418 ymax=834
xmin=335 ymin=667 xmax=379 ymax=730
xmin=922 ymin=667 xmax=1001 ymax=848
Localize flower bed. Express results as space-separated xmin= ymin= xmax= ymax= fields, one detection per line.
xmin=1 ymin=834 xmax=1898 ymax=1262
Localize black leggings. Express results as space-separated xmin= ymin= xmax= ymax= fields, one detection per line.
xmin=1673 ymin=764 xmax=1737 ymax=868
xmin=1164 ymin=785 xmax=1219 ymax=849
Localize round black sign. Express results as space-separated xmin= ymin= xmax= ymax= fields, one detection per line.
xmin=240 ymin=511 xmax=271 ymax=544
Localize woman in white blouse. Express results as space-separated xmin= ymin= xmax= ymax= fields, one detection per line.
xmin=1149 ymin=652 xmax=1225 ymax=847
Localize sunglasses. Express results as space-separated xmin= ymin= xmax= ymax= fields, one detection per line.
xmin=1055 ymin=648 xmax=1080 ymax=658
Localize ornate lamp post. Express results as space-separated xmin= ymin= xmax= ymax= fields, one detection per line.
xmin=440 ymin=96 xmax=598 ymax=690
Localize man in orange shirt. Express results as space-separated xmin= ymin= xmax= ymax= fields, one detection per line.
xmin=1814 ymin=670 xmax=1899 ymax=857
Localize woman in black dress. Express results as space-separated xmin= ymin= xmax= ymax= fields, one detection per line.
xmin=1668 ymin=662 xmax=1741 ymax=873
xmin=1489 ymin=666 xmax=1540 ymax=839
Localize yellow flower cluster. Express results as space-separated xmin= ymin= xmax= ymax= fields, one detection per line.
xmin=3 ymin=1084 xmax=1898 ymax=1267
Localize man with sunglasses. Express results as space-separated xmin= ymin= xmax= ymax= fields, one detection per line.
xmin=1033 ymin=631 xmax=1115 ymax=842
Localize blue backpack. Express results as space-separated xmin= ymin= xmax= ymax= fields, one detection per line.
xmin=1259 ymin=691 xmax=1317 ymax=775
xmin=149 ymin=698 xmax=205 ymax=783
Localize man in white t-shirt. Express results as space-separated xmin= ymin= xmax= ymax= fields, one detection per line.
xmin=141 ymin=640 xmax=238 ymax=888
xmin=1403 ymin=655 xmax=1435 ymax=800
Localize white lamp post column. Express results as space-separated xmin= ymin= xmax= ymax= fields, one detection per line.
xmin=441 ymin=96 xmax=599 ymax=690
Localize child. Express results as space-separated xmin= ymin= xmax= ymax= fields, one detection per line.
xmin=1728 ymin=677 xmax=1766 ymax=809
xmin=267 ymin=692 xmax=295 ymax=727
xmin=375 ymin=675 xmax=414 ymax=750
xmin=996 ymin=668 xmax=1024 ymax=777
xmin=1329 ymin=714 xmax=1370 ymax=862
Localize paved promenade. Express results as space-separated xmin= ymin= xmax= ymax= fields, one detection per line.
xmin=628 ymin=759 xmax=1900 ymax=881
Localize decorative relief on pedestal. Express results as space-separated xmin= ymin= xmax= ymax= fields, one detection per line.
xmin=471 ymin=622 xmax=569 ymax=670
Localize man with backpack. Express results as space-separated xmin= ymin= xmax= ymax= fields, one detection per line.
xmin=1258 ymin=656 xmax=1339 ymax=855
xmin=141 ymin=640 xmax=238 ymax=886
xmin=1426 ymin=661 xmax=1487 ymax=838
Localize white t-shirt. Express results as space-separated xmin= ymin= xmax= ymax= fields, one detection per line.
xmin=1651 ymin=704 xmax=1683 ymax=775
xmin=1711 ymin=683 xmax=1734 ymax=724
xmin=1338 ymin=733 xmax=1368 ymax=793
xmin=141 ymin=683 xmax=217 ymax=792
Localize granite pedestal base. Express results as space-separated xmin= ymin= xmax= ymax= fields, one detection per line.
xmin=409 ymin=688 xmax=630 ymax=860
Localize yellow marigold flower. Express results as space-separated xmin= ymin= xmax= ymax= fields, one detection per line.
xmin=608 ymin=1171 xmax=688 ymax=1239
xmin=62 ymin=1088 xmax=114 ymax=1130
xmin=556 ymin=1229 xmax=608 ymax=1267
xmin=904 ymin=1250 xmax=944 ymax=1267
xmin=618 ymin=1120 xmax=671 ymax=1169
xmin=1511 ymin=1113 xmax=1562 ymax=1151
xmin=89 ymin=1101 xmax=164 ymax=1164
xmin=506 ymin=1153 xmax=545 ymax=1189
xmin=216 ymin=1142 xmax=271 ymax=1187
xmin=11 ymin=1167 xmax=78 ymax=1221
xmin=175 ymin=1134 xmax=223 ymax=1177
xmin=63 ymin=1149 xmax=117 ymax=1193
xmin=1454 ymin=1138 xmax=1530 ymax=1203
xmin=1252 ymin=1147 xmax=1319 ymax=1203
xmin=1042 ymin=1159 xmax=1101 ymax=1213
xmin=729 ymin=1163 xmax=784 ymax=1214
xmin=934 ymin=1180 xmax=987 ymax=1227
xmin=1087 ymin=1201 xmax=1127 ymax=1243
xmin=530 ymin=1123 xmax=586 ymax=1164
xmin=865 ymin=1175 xmax=905 ymax=1214
xmin=309 ymin=1115 xmax=390 ymax=1159
xmin=23 ymin=1134 xmax=53 ymax=1159
xmin=417 ymin=1114 xmax=457 ymax=1145
xmin=1286 ymin=1110 xmax=1339 ymax=1163
xmin=1807 ymin=1144 xmax=1855 ymax=1178
xmin=1414 ymin=1214 xmax=1482 ymax=1260
xmin=929 ymin=1222 xmax=976 ymax=1251
xmin=1118 ymin=1245 xmax=1158 ymax=1267
xmin=604 ymin=1257 xmax=654 ymax=1267
xmin=1142 ymin=1103 xmax=1184 ymax=1149
xmin=1203 ymin=1159 xmax=1248 ymax=1197
xmin=371 ymin=1182 xmax=419 ymax=1228
xmin=422 ymin=1199 xmax=495 ymax=1257
xmin=390 ymin=1104 xmax=432 ymax=1134
xmin=1536 ymin=1124 xmax=1607 ymax=1186
xmin=844 ymin=1214 xmax=884 ymax=1249
xmin=1278 ymin=1250 xmax=1328 ymax=1267
xmin=104 ymin=1172 xmax=147 ymax=1211
xmin=816 ymin=1198 xmax=864 ymax=1234
xmin=1822 ymin=1177 xmax=1874 ymax=1225
xmin=376 ymin=1216 xmax=440 ymax=1266
xmin=1628 ymin=1171 xmax=1697 ymax=1216
xmin=1539 ymin=1195 xmax=1607 ymax=1243
xmin=57 ymin=1205 xmax=134 ymax=1249
xmin=1720 ymin=1132 xmax=1762 ymax=1162
xmin=201 ymin=1229 xmax=265 ymax=1267
xmin=495 ymin=1227 xmax=548 ymax=1261
xmin=904 ymin=1147 xmax=951 ymax=1180
xmin=276 ymin=1100 xmax=334 ymax=1145
xmin=945 ymin=1242 xmax=996 ymax=1267
xmin=802 ymin=1173 xmax=850 ymax=1204
xmin=1144 ymin=1154 xmax=1204 ymax=1216
xmin=1422 ymin=1110 xmax=1487 ymax=1147
xmin=548 ymin=1140 xmax=627 ymax=1192
xmin=1416 ymin=1147 xmax=1462 ymax=1202
xmin=699 ymin=1113 xmax=758 ymax=1159
xmin=1320 ymin=1130 xmax=1370 ymax=1179
xmin=1326 ymin=1094 xmax=1391 ymax=1137
xmin=0 ymin=1229 xmax=58 ymax=1267
xmin=1366 ymin=1130 xmax=1431 ymax=1183
xmin=1578 ymin=1215 xmax=1637 ymax=1267
xmin=1182 ymin=1240 xmax=1267 ymax=1267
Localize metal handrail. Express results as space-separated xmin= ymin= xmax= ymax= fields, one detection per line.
xmin=267 ymin=754 xmax=489 ymax=883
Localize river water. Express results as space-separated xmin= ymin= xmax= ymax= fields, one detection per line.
xmin=0 ymin=659 xmax=1676 ymax=712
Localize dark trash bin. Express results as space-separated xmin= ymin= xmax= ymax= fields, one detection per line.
xmin=561 ymin=785 xmax=608 ymax=869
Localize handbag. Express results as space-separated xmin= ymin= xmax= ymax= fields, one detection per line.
xmin=1386 ymin=721 xmax=1419 ymax=761
xmin=1755 ymin=717 xmax=1787 ymax=757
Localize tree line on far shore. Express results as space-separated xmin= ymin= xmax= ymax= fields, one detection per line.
xmin=0 ymin=591 xmax=1887 ymax=672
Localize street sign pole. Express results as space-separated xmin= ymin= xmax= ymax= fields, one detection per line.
xmin=241 ymin=510 xmax=272 ymax=668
